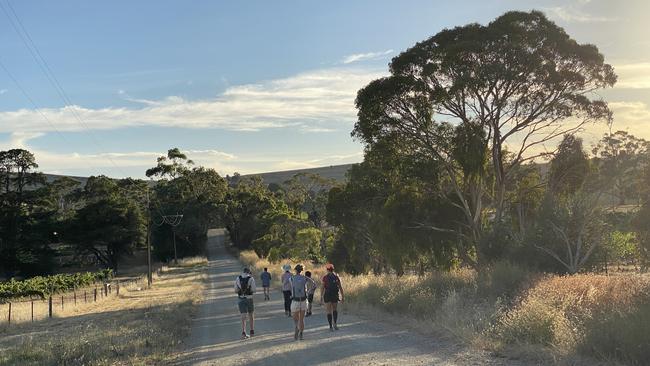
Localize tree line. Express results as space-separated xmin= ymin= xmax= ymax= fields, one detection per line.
xmin=2 ymin=11 xmax=649 ymax=280
xmin=227 ymin=11 xmax=650 ymax=276
xmin=0 ymin=148 xmax=227 ymax=278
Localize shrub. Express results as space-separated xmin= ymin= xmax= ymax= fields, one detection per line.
xmin=581 ymin=302 xmax=650 ymax=365
xmin=267 ymin=247 xmax=280 ymax=264
xmin=494 ymin=273 xmax=650 ymax=364
xmin=0 ymin=269 xmax=113 ymax=302
xmin=495 ymin=296 xmax=576 ymax=348
xmin=477 ymin=260 xmax=533 ymax=301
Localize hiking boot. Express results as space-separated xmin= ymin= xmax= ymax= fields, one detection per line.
xmin=294 ymin=328 xmax=299 ymax=340
xmin=299 ymin=331 xmax=304 ymax=340
xmin=333 ymin=324 xmax=339 ymax=331
xmin=241 ymin=332 xmax=249 ymax=339
xmin=249 ymin=330 xmax=254 ymax=337
xmin=305 ymin=312 xmax=312 ymax=317
xmin=329 ymin=326 xmax=334 ymax=332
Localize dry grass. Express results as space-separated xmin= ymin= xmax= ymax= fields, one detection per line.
xmin=0 ymin=260 xmax=207 ymax=365
xmin=239 ymin=249 xmax=650 ymax=365
xmin=493 ymin=274 xmax=650 ymax=365
xmin=239 ymin=250 xmax=328 ymax=287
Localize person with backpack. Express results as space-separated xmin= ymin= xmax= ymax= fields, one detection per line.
xmin=321 ymin=263 xmax=344 ymax=331
xmin=289 ymin=264 xmax=309 ymax=340
xmin=260 ymin=267 xmax=272 ymax=300
xmin=234 ymin=267 xmax=256 ymax=339
xmin=304 ymin=270 xmax=318 ymax=317
xmin=281 ymin=264 xmax=292 ymax=316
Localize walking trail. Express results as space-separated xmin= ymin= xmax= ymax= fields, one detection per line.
xmin=171 ymin=229 xmax=520 ymax=366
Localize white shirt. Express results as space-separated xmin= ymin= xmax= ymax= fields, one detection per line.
xmin=234 ymin=273 xmax=256 ymax=297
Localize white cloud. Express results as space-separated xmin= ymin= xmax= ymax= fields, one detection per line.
xmin=0 ymin=67 xmax=385 ymax=134
xmin=0 ymin=89 xmax=7 ymax=95
xmin=342 ymin=50 xmax=394 ymax=64
xmin=614 ymin=63 xmax=650 ymax=89
xmin=544 ymin=6 xmax=616 ymax=23
xmin=0 ymin=131 xmax=363 ymax=177
xmin=264 ymin=152 xmax=363 ymax=172
xmin=0 ymin=132 xmax=239 ymax=176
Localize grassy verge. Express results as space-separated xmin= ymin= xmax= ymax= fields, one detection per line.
xmin=239 ymin=249 xmax=650 ymax=365
xmin=0 ymin=257 xmax=207 ymax=366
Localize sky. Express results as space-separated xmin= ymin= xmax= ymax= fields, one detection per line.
xmin=0 ymin=0 xmax=649 ymax=178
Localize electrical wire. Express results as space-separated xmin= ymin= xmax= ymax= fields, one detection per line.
xmin=0 ymin=0 xmax=129 ymax=178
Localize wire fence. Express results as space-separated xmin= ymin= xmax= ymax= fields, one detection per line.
xmin=1 ymin=276 xmax=145 ymax=326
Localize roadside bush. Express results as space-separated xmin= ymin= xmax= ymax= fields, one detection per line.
xmin=267 ymin=247 xmax=280 ymax=264
xmin=477 ymin=260 xmax=534 ymax=301
xmin=581 ymin=302 xmax=650 ymax=365
xmin=494 ymin=274 xmax=650 ymax=364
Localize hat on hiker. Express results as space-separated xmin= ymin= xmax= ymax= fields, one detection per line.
xmin=325 ymin=263 xmax=334 ymax=271
xmin=242 ymin=267 xmax=251 ymax=274
xmin=294 ymin=264 xmax=304 ymax=272
xmin=282 ymin=264 xmax=291 ymax=272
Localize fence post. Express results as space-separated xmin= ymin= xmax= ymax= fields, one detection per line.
xmin=74 ymin=291 xmax=77 ymax=305
xmin=94 ymin=288 xmax=97 ymax=302
xmin=31 ymin=300 xmax=34 ymax=322
xmin=84 ymin=290 xmax=87 ymax=303
xmin=7 ymin=302 xmax=11 ymax=324
xmin=116 ymin=280 xmax=120 ymax=296
xmin=61 ymin=296 xmax=64 ymax=310
xmin=104 ymin=283 xmax=108 ymax=297
xmin=48 ymin=296 xmax=53 ymax=318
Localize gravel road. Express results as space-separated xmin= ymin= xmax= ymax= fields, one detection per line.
xmin=171 ymin=229 xmax=521 ymax=366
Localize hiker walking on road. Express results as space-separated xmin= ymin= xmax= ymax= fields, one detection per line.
xmin=235 ymin=267 xmax=256 ymax=339
xmin=290 ymin=264 xmax=309 ymax=340
xmin=281 ymin=264 xmax=292 ymax=316
xmin=305 ymin=270 xmax=318 ymax=317
xmin=321 ymin=263 xmax=344 ymax=331
xmin=260 ymin=267 xmax=271 ymax=300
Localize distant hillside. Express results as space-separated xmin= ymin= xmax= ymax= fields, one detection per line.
xmin=43 ymin=173 xmax=88 ymax=186
xmin=242 ymin=164 xmax=354 ymax=185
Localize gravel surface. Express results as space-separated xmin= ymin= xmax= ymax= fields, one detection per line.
xmin=170 ymin=229 xmax=523 ymax=366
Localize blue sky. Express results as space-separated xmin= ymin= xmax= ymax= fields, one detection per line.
xmin=1 ymin=0 xmax=649 ymax=177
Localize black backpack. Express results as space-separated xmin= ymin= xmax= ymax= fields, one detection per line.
xmin=238 ymin=276 xmax=252 ymax=296
xmin=324 ymin=273 xmax=340 ymax=298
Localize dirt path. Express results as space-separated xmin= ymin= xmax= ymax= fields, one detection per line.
xmin=171 ymin=229 xmax=520 ymax=366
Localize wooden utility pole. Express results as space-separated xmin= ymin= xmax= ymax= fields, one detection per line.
xmin=146 ymin=187 xmax=152 ymax=288
xmin=173 ymin=227 xmax=178 ymax=265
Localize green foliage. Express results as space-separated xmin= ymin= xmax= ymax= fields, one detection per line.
xmin=293 ymin=227 xmax=323 ymax=262
xmin=0 ymin=149 xmax=55 ymax=277
xmin=548 ymin=135 xmax=592 ymax=197
xmin=65 ymin=176 xmax=146 ymax=273
xmin=149 ymin=152 xmax=228 ymax=261
xmin=352 ymin=10 xmax=616 ymax=269
xmin=603 ymin=231 xmax=639 ymax=264
xmin=580 ymin=303 xmax=650 ymax=365
xmin=592 ymin=131 xmax=649 ymax=205
xmin=223 ymin=176 xmax=283 ymax=250
xmin=0 ymin=269 xmax=113 ymax=302
xmin=267 ymin=247 xmax=280 ymax=264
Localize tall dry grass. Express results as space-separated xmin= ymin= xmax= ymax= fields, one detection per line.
xmin=494 ymin=274 xmax=650 ymax=365
xmin=239 ymin=250 xmax=329 ymax=289
xmin=0 ymin=259 xmax=207 ymax=365
xmin=240 ymin=249 xmax=650 ymax=365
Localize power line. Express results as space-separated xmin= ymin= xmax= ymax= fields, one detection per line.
xmin=0 ymin=59 xmax=69 ymax=144
xmin=0 ymin=0 xmax=129 ymax=178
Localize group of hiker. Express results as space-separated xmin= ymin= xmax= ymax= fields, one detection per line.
xmin=234 ymin=262 xmax=344 ymax=340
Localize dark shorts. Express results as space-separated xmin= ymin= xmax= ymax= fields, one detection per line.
xmin=238 ymin=297 xmax=254 ymax=313
xmin=262 ymin=284 xmax=270 ymax=288
xmin=323 ymin=293 xmax=339 ymax=303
